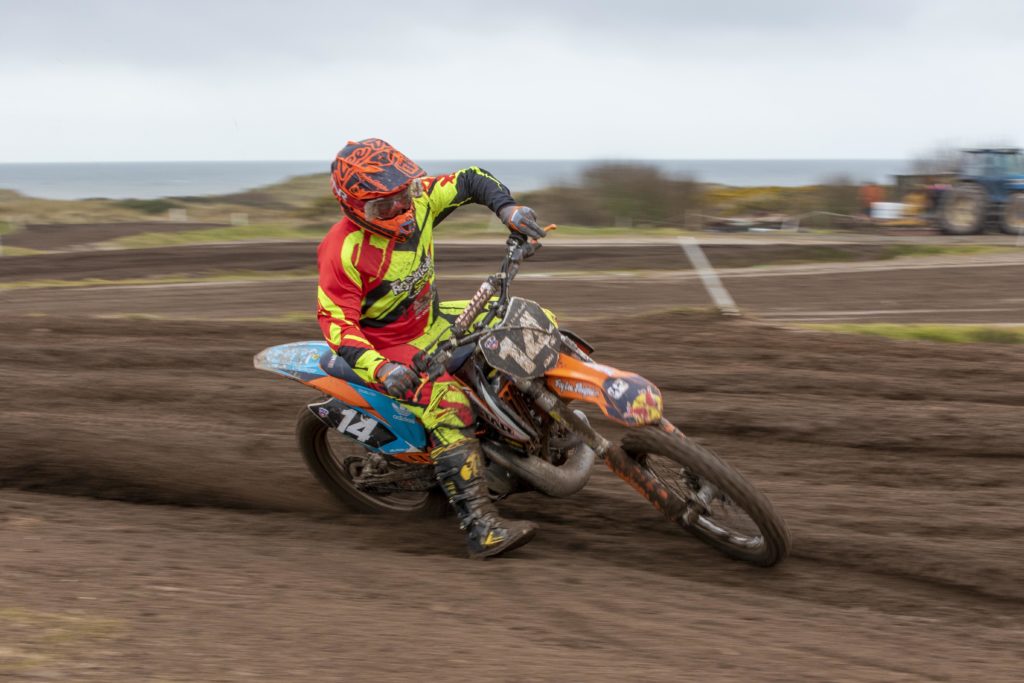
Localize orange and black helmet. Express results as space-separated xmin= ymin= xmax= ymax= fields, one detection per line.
xmin=330 ymin=138 xmax=426 ymax=242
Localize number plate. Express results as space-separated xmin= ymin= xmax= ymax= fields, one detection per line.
xmin=309 ymin=400 xmax=399 ymax=448
xmin=479 ymin=297 xmax=560 ymax=380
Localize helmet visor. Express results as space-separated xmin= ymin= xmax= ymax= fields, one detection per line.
xmin=364 ymin=182 xmax=423 ymax=221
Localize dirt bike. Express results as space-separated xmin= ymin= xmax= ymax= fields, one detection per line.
xmin=254 ymin=234 xmax=790 ymax=566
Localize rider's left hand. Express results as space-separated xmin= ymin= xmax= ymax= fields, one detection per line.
xmin=499 ymin=205 xmax=546 ymax=240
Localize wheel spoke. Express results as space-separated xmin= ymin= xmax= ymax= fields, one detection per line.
xmin=644 ymin=452 xmax=764 ymax=550
xmin=322 ymin=430 xmax=431 ymax=511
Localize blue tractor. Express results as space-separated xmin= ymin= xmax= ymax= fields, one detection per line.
xmin=940 ymin=148 xmax=1024 ymax=235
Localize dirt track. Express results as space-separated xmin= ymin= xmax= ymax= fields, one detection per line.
xmin=6 ymin=239 xmax=1024 ymax=324
xmin=2 ymin=244 xmax=1024 ymax=680
xmin=1 ymin=238 xmax=920 ymax=281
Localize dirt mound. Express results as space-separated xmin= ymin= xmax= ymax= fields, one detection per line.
xmin=2 ymin=311 xmax=1022 ymax=602
xmin=2 ymin=271 xmax=1023 ymax=678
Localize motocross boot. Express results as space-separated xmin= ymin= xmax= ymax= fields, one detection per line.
xmin=433 ymin=441 xmax=538 ymax=559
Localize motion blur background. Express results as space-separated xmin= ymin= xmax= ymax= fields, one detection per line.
xmin=2 ymin=1 xmax=1023 ymax=681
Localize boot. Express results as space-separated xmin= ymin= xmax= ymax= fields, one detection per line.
xmin=433 ymin=441 xmax=538 ymax=559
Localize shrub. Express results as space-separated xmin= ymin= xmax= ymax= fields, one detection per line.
xmin=116 ymin=199 xmax=180 ymax=214
xmin=520 ymin=163 xmax=704 ymax=227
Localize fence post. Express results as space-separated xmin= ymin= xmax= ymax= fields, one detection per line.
xmin=678 ymin=236 xmax=740 ymax=316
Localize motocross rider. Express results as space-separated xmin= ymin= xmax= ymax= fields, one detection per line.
xmin=317 ymin=138 xmax=548 ymax=558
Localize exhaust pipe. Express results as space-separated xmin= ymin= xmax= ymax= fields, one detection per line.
xmin=480 ymin=413 xmax=597 ymax=498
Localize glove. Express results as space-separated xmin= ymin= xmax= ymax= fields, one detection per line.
xmin=499 ymin=205 xmax=546 ymax=239
xmin=376 ymin=362 xmax=419 ymax=399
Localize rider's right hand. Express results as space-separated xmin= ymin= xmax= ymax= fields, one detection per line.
xmin=376 ymin=362 xmax=419 ymax=399
xmin=499 ymin=204 xmax=547 ymax=240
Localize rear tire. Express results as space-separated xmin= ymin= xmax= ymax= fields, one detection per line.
xmin=622 ymin=427 xmax=790 ymax=567
xmin=296 ymin=408 xmax=448 ymax=517
xmin=1000 ymin=193 xmax=1024 ymax=235
xmin=940 ymin=184 xmax=986 ymax=235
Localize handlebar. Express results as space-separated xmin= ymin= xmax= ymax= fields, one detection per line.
xmin=412 ymin=231 xmax=548 ymax=380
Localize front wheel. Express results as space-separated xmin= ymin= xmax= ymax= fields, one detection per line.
xmin=1001 ymin=193 xmax=1024 ymax=235
xmin=622 ymin=427 xmax=790 ymax=566
xmin=296 ymin=408 xmax=448 ymax=516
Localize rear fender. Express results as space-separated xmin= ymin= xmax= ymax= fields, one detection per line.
xmin=254 ymin=341 xmax=429 ymax=457
xmin=544 ymin=353 xmax=663 ymax=426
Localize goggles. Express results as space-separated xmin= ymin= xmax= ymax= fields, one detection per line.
xmin=363 ymin=181 xmax=423 ymax=222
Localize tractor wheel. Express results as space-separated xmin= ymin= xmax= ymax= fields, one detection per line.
xmin=1000 ymin=193 xmax=1024 ymax=236
xmin=940 ymin=184 xmax=986 ymax=235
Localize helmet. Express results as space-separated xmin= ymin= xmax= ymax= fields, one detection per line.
xmin=330 ymin=138 xmax=426 ymax=242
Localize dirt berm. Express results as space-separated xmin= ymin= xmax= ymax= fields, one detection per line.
xmin=2 ymin=300 xmax=1022 ymax=680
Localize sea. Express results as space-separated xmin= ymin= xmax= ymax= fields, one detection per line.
xmin=0 ymin=159 xmax=910 ymax=201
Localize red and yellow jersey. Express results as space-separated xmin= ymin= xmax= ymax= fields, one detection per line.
xmin=316 ymin=167 xmax=517 ymax=381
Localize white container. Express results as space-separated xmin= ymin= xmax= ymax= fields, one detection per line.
xmin=871 ymin=202 xmax=904 ymax=220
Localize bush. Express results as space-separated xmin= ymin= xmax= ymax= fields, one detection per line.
xmin=116 ymin=199 xmax=180 ymax=214
xmin=520 ymin=163 xmax=703 ymax=227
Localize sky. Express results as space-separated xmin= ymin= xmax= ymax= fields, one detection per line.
xmin=1 ymin=0 xmax=1023 ymax=162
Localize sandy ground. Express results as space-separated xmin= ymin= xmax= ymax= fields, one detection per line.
xmin=2 ymin=241 xmax=1024 ymax=680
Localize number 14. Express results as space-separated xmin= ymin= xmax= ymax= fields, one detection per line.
xmin=337 ymin=408 xmax=376 ymax=442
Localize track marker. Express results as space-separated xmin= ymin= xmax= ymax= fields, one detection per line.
xmin=677 ymin=237 xmax=741 ymax=316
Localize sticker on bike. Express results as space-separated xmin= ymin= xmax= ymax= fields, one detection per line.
xmin=336 ymin=407 xmax=376 ymax=442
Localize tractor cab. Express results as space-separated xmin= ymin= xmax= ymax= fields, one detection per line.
xmin=959 ymin=148 xmax=1024 ymax=187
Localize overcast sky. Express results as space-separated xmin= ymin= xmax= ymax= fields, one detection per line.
xmin=2 ymin=0 xmax=1022 ymax=162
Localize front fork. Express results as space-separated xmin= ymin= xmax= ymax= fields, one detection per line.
xmin=515 ymin=379 xmax=686 ymax=520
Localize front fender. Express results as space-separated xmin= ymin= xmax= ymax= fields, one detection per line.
xmin=544 ymin=353 xmax=663 ymax=426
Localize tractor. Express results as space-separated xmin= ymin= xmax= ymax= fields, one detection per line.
xmin=940 ymin=148 xmax=1024 ymax=235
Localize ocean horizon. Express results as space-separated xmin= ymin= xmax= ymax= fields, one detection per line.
xmin=0 ymin=159 xmax=910 ymax=201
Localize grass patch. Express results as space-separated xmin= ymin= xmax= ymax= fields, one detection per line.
xmin=0 ymin=268 xmax=317 ymax=290
xmin=0 ymin=245 xmax=46 ymax=256
xmin=92 ymin=310 xmax=316 ymax=323
xmin=429 ymin=218 xmax=697 ymax=239
xmin=799 ymin=323 xmax=1024 ymax=344
xmin=97 ymin=222 xmax=327 ymax=248
xmin=747 ymin=243 xmax=1018 ymax=268
xmin=881 ymin=244 xmax=1016 ymax=259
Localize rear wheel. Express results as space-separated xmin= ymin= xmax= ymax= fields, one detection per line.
xmin=296 ymin=408 xmax=447 ymax=516
xmin=622 ymin=427 xmax=790 ymax=566
xmin=1000 ymin=193 xmax=1024 ymax=235
xmin=940 ymin=184 xmax=987 ymax=235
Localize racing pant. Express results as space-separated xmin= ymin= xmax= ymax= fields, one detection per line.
xmin=373 ymin=300 xmax=555 ymax=455
xmin=374 ymin=301 xmax=479 ymax=453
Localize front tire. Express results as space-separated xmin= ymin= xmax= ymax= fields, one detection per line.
xmin=1001 ymin=193 xmax=1024 ymax=235
xmin=296 ymin=408 xmax=448 ymax=516
xmin=622 ymin=427 xmax=790 ymax=567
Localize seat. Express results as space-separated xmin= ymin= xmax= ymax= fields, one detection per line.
xmin=318 ymin=349 xmax=370 ymax=387
xmin=319 ymin=344 xmax=476 ymax=389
